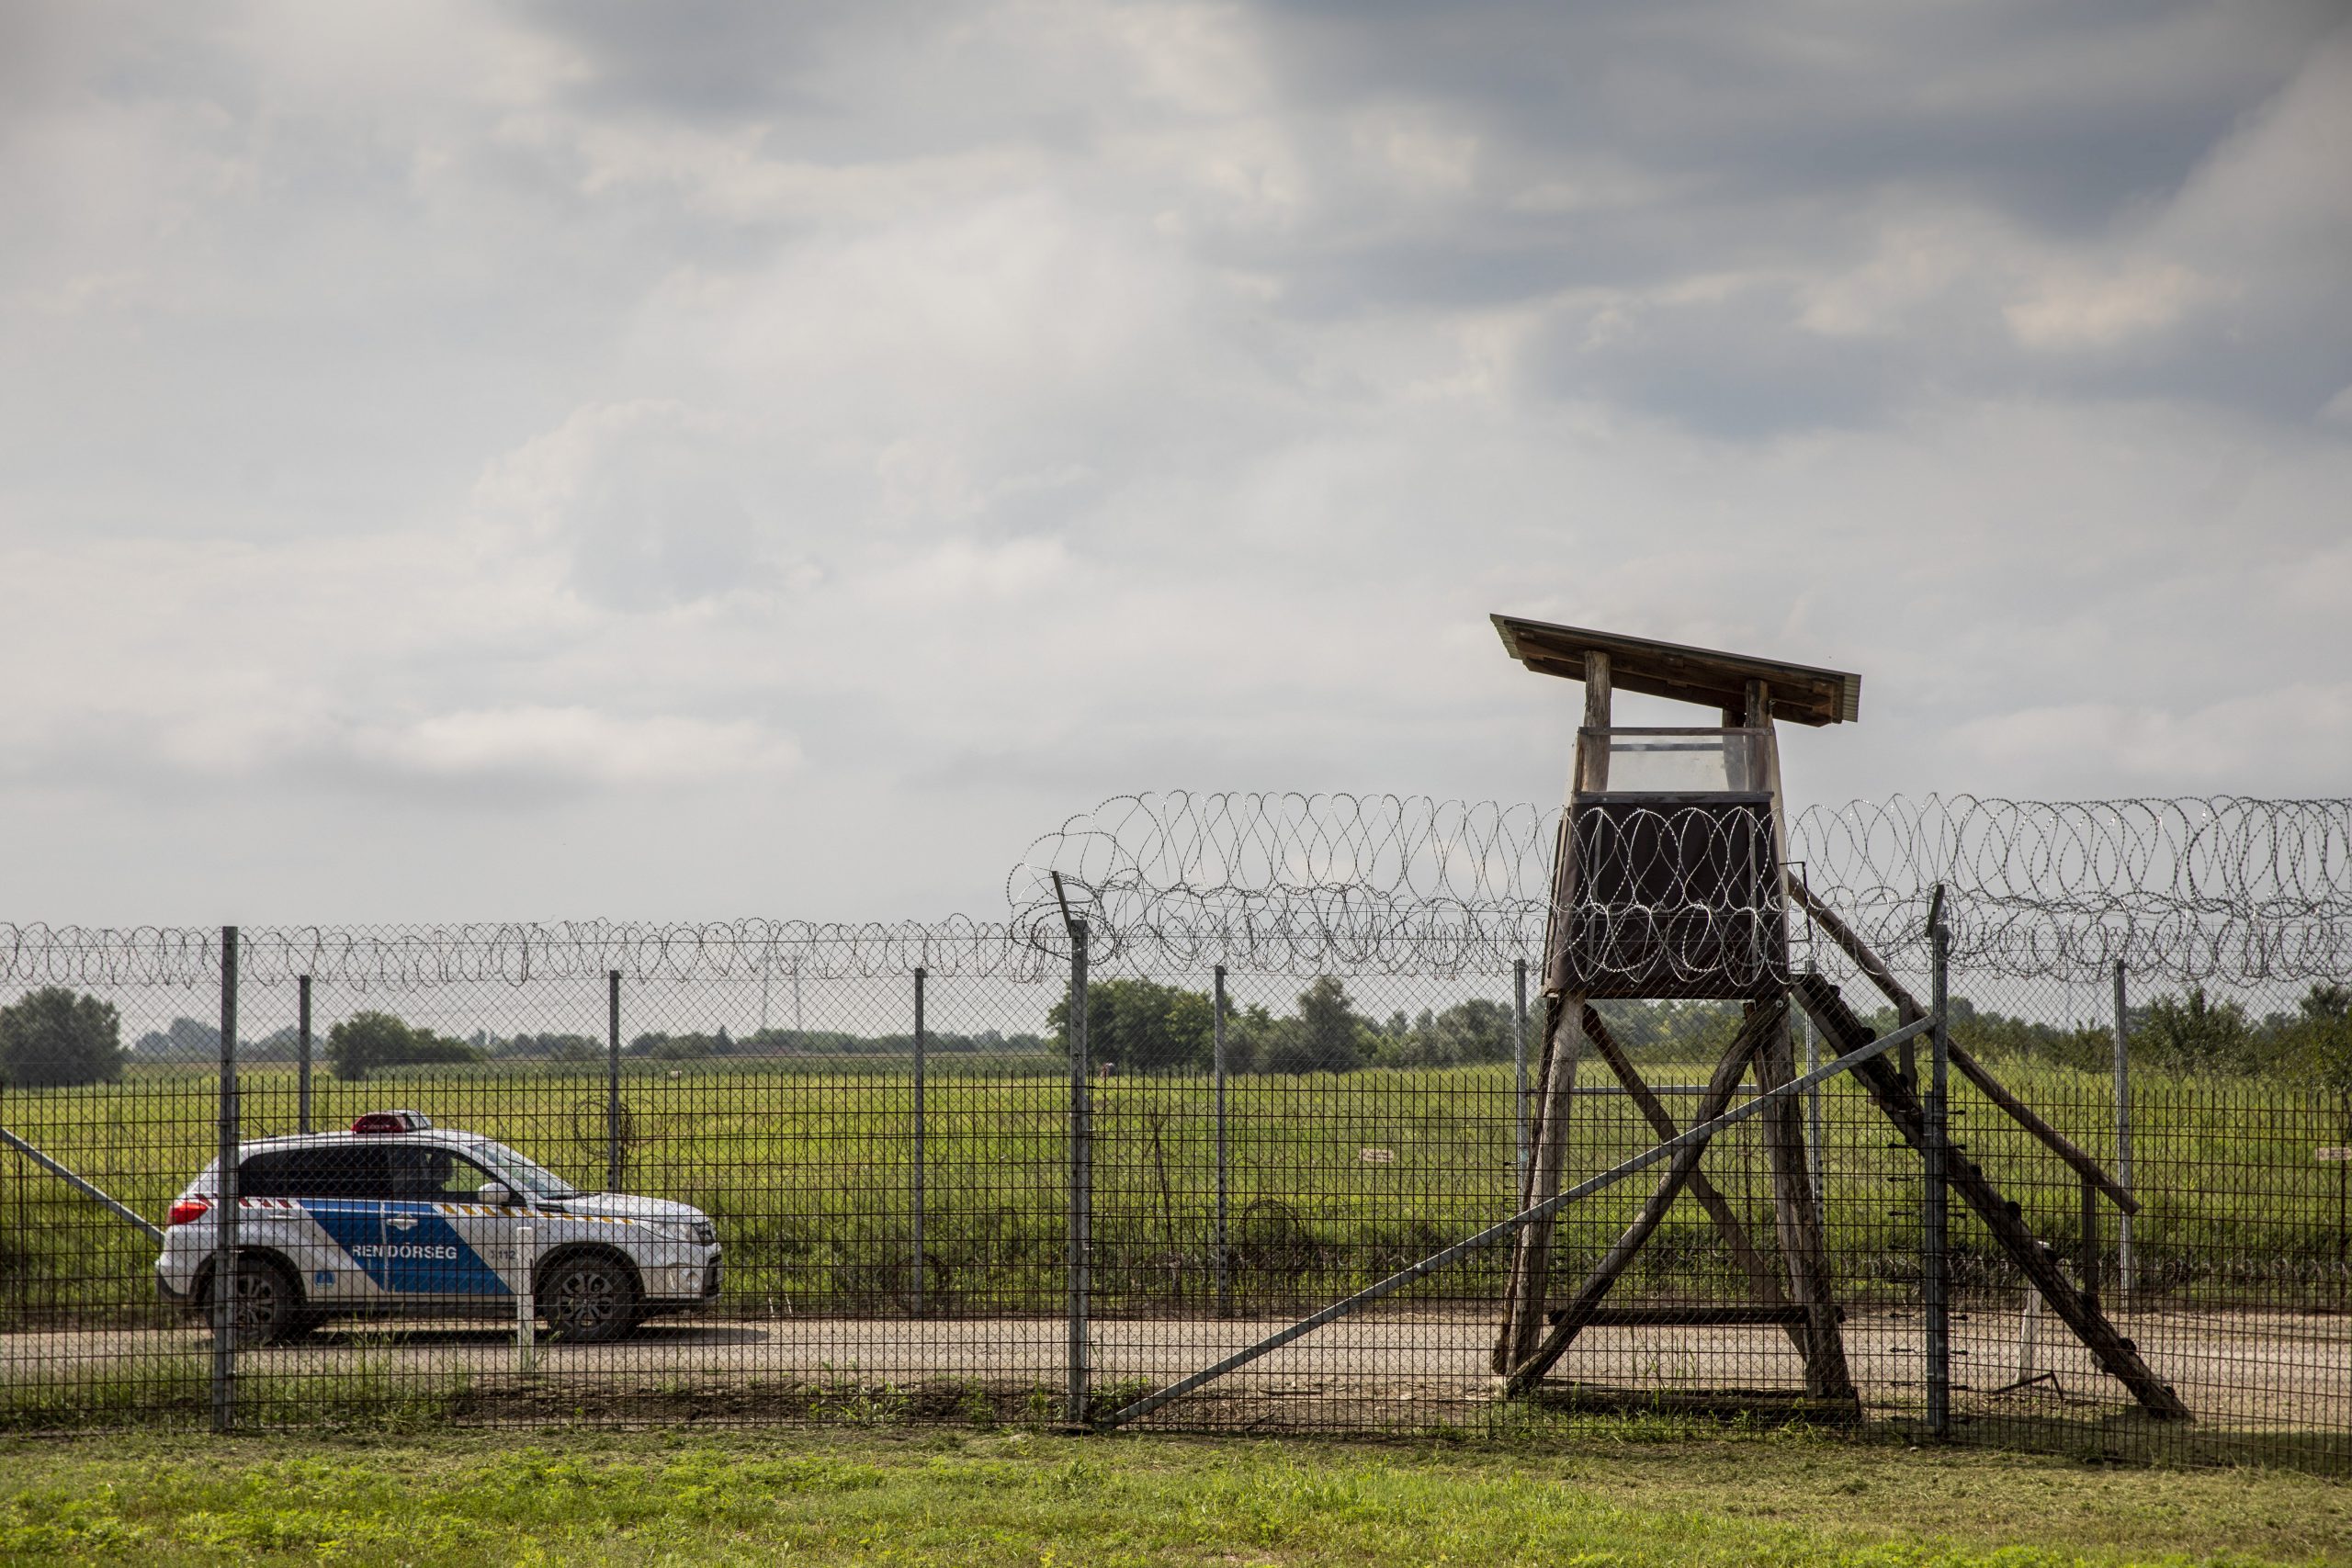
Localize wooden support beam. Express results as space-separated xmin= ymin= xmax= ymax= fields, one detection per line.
xmin=1792 ymin=974 xmax=2188 ymax=1421
xmin=1950 ymin=1043 xmax=2138 ymax=1215
xmin=1746 ymin=676 xmax=1850 ymax=1393
xmin=1551 ymin=1303 xmax=1838 ymax=1327
xmin=1751 ymin=998 xmax=1856 ymax=1402
xmin=1503 ymin=1002 xmax=1787 ymax=1395
xmin=1580 ymin=650 xmax=1613 ymax=793
xmin=1494 ymin=991 xmax=1588 ymax=1371
xmin=1786 ymin=878 xmax=1916 ymax=1020
xmin=1577 ymin=1003 xmax=1806 ymax=1358
xmin=1787 ymin=875 xmax=1921 ymax=1085
xmin=1786 ymin=879 xmax=2138 ymax=1215
xmin=1499 ymin=650 xmax=1614 ymax=1369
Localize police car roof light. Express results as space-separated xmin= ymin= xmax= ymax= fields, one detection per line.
xmin=351 ymin=1110 xmax=433 ymax=1134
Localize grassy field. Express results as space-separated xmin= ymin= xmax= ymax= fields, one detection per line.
xmin=1 ymin=1420 xmax=2347 ymax=1566
xmin=2 ymin=1054 xmax=2346 ymax=1324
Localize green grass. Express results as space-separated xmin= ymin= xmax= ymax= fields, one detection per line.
xmin=4 ymin=1054 xmax=2344 ymax=1328
xmin=1 ymin=1422 xmax=2346 ymax=1566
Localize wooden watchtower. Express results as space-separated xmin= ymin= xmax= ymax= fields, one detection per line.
xmin=1487 ymin=615 xmax=2187 ymax=1423
xmin=1491 ymin=616 xmax=1860 ymax=1404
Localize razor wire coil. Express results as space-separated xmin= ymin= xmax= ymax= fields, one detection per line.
xmin=2 ymin=795 xmax=2346 ymax=987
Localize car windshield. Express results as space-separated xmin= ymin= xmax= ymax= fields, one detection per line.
xmin=464 ymin=1139 xmax=582 ymax=1201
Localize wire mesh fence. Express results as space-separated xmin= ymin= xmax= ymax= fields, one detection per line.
xmin=0 ymin=795 xmax=2346 ymax=1472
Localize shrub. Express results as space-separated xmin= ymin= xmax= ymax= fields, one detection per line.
xmin=2134 ymin=987 xmax=2253 ymax=1073
xmin=328 ymin=1011 xmax=485 ymax=1081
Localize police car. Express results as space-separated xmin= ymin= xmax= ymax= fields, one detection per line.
xmin=155 ymin=1111 xmax=720 ymax=1344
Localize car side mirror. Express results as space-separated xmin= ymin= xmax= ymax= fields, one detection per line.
xmin=480 ymin=1181 xmax=516 ymax=1207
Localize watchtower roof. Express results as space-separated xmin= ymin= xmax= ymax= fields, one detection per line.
xmin=1491 ymin=614 xmax=1860 ymax=728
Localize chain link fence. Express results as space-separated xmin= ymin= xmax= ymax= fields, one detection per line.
xmin=0 ymin=795 xmax=2345 ymax=1471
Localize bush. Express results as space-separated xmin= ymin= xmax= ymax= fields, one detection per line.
xmin=1373 ymin=998 xmax=1519 ymax=1068
xmin=0 ymin=988 xmax=124 ymax=1089
xmin=2134 ymin=987 xmax=2252 ymax=1073
xmin=1050 ymin=978 xmax=1217 ymax=1074
xmin=328 ymin=1011 xmax=485 ymax=1081
xmin=2296 ymin=984 xmax=2352 ymax=1095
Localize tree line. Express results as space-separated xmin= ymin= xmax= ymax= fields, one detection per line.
xmin=1048 ymin=976 xmax=1524 ymax=1075
xmin=1 ymin=978 xmax=2347 ymax=1089
xmin=1902 ymin=981 xmax=2352 ymax=1086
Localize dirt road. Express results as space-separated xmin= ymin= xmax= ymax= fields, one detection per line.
xmin=6 ymin=1303 xmax=2342 ymax=1433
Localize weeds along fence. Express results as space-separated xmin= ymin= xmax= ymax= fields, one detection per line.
xmin=0 ymin=794 xmax=2346 ymax=1470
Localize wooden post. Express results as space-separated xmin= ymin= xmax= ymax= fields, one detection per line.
xmin=1753 ymin=1001 xmax=1855 ymax=1402
xmin=1495 ymin=994 xmax=1580 ymax=1371
xmin=1494 ymin=651 xmax=1610 ymax=1371
xmin=1745 ymin=678 xmax=1854 ymax=1403
xmin=1581 ymin=652 xmax=1612 ymax=791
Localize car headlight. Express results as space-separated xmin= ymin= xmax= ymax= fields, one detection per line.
xmin=659 ymin=1219 xmax=718 ymax=1246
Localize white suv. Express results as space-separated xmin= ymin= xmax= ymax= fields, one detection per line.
xmin=155 ymin=1111 xmax=720 ymax=1344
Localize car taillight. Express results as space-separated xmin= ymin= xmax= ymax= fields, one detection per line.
xmin=167 ymin=1199 xmax=211 ymax=1227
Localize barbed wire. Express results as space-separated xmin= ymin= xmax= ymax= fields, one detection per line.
xmin=0 ymin=918 xmax=1057 ymax=990
xmin=2 ymin=795 xmax=2345 ymax=990
xmin=1009 ymin=793 xmax=2352 ymax=983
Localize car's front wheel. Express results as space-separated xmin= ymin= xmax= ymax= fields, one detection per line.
xmin=538 ymin=1253 xmax=639 ymax=1344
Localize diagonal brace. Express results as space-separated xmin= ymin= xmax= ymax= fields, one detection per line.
xmin=0 ymin=1125 xmax=164 ymax=1245
xmin=1095 ymin=1010 xmax=1934 ymax=1432
xmin=1577 ymin=1005 xmax=1801 ymax=1345
xmin=1502 ymin=1007 xmax=1774 ymax=1396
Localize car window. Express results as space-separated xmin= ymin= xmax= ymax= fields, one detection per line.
xmin=466 ymin=1139 xmax=580 ymax=1201
xmin=386 ymin=1144 xmax=500 ymax=1202
xmin=241 ymin=1145 xmax=391 ymax=1201
xmin=237 ymin=1150 xmax=304 ymax=1198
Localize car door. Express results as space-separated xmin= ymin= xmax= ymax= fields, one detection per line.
xmin=289 ymin=1144 xmax=394 ymax=1307
xmin=381 ymin=1144 xmax=514 ymax=1303
xmin=237 ymin=1149 xmax=350 ymax=1304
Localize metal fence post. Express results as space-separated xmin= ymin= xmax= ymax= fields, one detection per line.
xmin=211 ymin=925 xmax=240 ymax=1436
xmin=2080 ymin=1173 xmax=2101 ymax=1314
xmin=1213 ymin=963 xmax=1230 ymax=1319
xmin=1924 ymin=903 xmax=1951 ymax=1438
xmin=1804 ymin=1000 xmax=1826 ymax=1220
xmin=1513 ymin=958 xmax=1530 ymax=1180
xmin=296 ymin=975 xmax=312 ymax=1135
xmin=2112 ymin=958 xmax=2134 ymax=1306
xmin=912 ymin=965 xmax=927 ymax=1318
xmin=515 ymin=1222 xmax=537 ymax=1376
xmin=605 ymin=970 xmax=622 ymax=1190
xmin=1067 ymin=918 xmax=1091 ymax=1427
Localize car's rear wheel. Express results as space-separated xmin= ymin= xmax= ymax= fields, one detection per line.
xmin=203 ymin=1254 xmax=305 ymax=1345
xmin=538 ymin=1254 xmax=639 ymax=1344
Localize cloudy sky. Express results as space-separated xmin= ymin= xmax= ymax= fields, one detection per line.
xmin=4 ymin=1 xmax=2347 ymax=925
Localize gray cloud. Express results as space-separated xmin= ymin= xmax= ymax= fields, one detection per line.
xmin=1253 ymin=1 xmax=2339 ymax=227
xmin=0 ymin=0 xmax=2345 ymax=924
